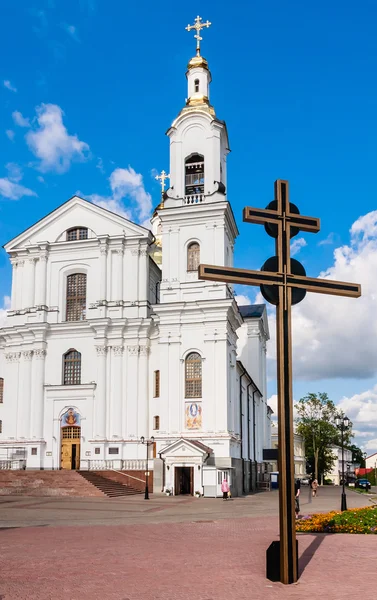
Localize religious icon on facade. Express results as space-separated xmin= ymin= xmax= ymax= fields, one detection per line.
xmin=61 ymin=408 xmax=80 ymax=427
xmin=185 ymin=402 xmax=202 ymax=430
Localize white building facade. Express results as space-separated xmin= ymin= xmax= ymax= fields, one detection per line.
xmin=327 ymin=446 xmax=353 ymax=485
xmin=0 ymin=42 xmax=270 ymax=497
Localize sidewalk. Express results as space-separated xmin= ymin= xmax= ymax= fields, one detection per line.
xmin=1 ymin=514 xmax=376 ymax=600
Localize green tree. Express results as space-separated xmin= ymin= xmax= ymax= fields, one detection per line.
xmin=346 ymin=444 xmax=364 ymax=466
xmin=295 ymin=392 xmax=353 ymax=482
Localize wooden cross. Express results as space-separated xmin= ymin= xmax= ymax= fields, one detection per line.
xmin=186 ymin=15 xmax=211 ymax=56
xmin=155 ymin=170 xmax=170 ymax=193
xmin=198 ymin=180 xmax=361 ymax=585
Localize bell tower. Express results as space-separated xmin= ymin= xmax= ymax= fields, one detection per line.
xmin=153 ymin=16 xmax=238 ymax=303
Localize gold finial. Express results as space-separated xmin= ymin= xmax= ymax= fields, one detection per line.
xmin=186 ymin=15 xmax=211 ymax=57
xmin=155 ymin=170 xmax=170 ymax=194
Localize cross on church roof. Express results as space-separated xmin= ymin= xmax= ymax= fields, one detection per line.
xmin=186 ymin=15 xmax=211 ymax=57
xmin=155 ymin=170 xmax=170 ymax=194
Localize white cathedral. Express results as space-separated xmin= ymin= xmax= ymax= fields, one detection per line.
xmin=0 ymin=21 xmax=272 ymax=497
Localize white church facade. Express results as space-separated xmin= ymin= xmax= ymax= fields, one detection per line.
xmin=0 ymin=28 xmax=271 ymax=497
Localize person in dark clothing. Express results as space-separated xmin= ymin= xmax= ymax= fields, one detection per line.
xmin=295 ymin=478 xmax=301 ymax=519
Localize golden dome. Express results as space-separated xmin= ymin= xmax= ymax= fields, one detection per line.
xmin=187 ymin=55 xmax=209 ymax=71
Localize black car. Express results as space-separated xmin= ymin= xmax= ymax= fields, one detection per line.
xmin=355 ymin=479 xmax=371 ymax=491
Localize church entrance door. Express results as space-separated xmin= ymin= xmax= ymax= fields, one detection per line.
xmin=174 ymin=466 xmax=193 ymax=495
xmin=60 ymin=426 xmax=81 ymax=470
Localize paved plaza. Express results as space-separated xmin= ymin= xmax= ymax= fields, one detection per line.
xmin=0 ymin=487 xmax=376 ymax=599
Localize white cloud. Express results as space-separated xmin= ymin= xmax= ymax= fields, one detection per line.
xmin=96 ymin=157 xmax=105 ymax=174
xmin=25 ymin=104 xmax=89 ymax=173
xmin=37 ymin=175 xmax=45 ymax=183
xmin=264 ymin=210 xmax=377 ymax=381
xmin=318 ymin=232 xmax=335 ymax=246
xmin=290 ymin=237 xmax=307 ymax=256
xmin=235 ymin=294 xmax=252 ymax=306
xmin=3 ymin=80 xmax=17 ymax=93
xmin=12 ymin=111 xmax=30 ymax=128
xmin=5 ymin=130 xmax=15 ymax=142
xmin=0 ymin=164 xmax=36 ymax=201
xmin=267 ymin=394 xmax=278 ymax=415
xmin=84 ymin=166 xmax=152 ymax=226
xmin=0 ymin=296 xmax=11 ymax=326
xmin=6 ymin=163 xmax=23 ymax=183
xmin=364 ymin=438 xmax=377 ymax=452
xmin=337 ymin=385 xmax=377 ymax=454
xmin=0 ymin=178 xmax=37 ymax=201
xmin=62 ymin=23 xmax=80 ymax=42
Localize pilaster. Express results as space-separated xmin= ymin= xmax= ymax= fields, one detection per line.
xmin=94 ymin=345 xmax=108 ymax=438
xmin=30 ymin=348 xmax=46 ymax=439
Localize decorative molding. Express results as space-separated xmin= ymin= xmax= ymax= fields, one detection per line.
xmin=127 ymin=345 xmax=139 ymax=356
xmin=138 ymin=345 xmax=150 ymax=356
xmin=27 ymin=257 xmax=36 ymax=265
xmin=39 ymin=253 xmax=49 ymax=262
xmin=95 ymin=346 xmax=108 ymax=356
xmin=34 ymin=349 xmax=47 ymax=360
xmin=139 ymin=249 xmax=148 ymax=257
xmin=99 ymin=245 xmax=108 ymax=256
xmin=5 ymin=352 xmax=21 ymax=363
xmin=112 ymin=345 xmax=124 ymax=356
xmin=114 ymin=248 xmax=124 ymax=256
xmin=22 ymin=350 xmax=34 ymax=361
xmin=17 ymin=260 xmax=25 ymax=267
xmin=131 ymin=248 xmax=139 ymax=256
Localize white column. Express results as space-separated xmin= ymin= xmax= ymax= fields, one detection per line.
xmin=126 ymin=346 xmax=139 ymax=437
xmin=36 ymin=253 xmax=48 ymax=306
xmin=99 ymin=246 xmax=108 ymax=300
xmin=30 ymin=349 xmax=46 ymax=439
xmin=110 ymin=346 xmax=123 ymax=437
xmin=5 ymin=352 xmax=20 ymax=438
xmin=24 ymin=258 xmax=36 ymax=307
xmin=111 ymin=250 xmax=123 ymax=301
xmin=137 ymin=345 xmax=149 ymax=438
xmin=138 ymin=249 xmax=148 ymax=302
xmin=94 ymin=346 xmax=108 ymax=437
xmin=10 ymin=259 xmax=18 ymax=310
xmin=16 ymin=260 xmax=24 ymax=309
xmin=19 ymin=350 xmax=33 ymax=438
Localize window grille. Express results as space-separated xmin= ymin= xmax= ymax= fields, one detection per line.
xmin=62 ymin=426 xmax=80 ymax=439
xmin=63 ymin=350 xmax=81 ymax=385
xmin=187 ymin=242 xmax=200 ymax=272
xmin=154 ymin=370 xmax=160 ymax=398
xmin=66 ymin=273 xmax=87 ymax=321
xmin=185 ymin=154 xmax=204 ymax=196
xmin=185 ymin=352 xmax=202 ymax=398
xmin=67 ymin=228 xmax=88 ymax=241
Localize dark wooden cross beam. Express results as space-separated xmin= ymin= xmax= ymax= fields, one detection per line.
xmin=198 ymin=180 xmax=361 ymax=585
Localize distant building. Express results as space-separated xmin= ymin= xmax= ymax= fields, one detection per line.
xmin=327 ymin=446 xmax=353 ymax=484
xmin=270 ymin=431 xmax=306 ymax=479
xmin=365 ymin=452 xmax=377 ymax=470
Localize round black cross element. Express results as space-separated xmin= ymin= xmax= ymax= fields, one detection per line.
xmin=260 ymin=256 xmax=307 ymax=305
xmin=264 ymin=201 xmax=300 ymax=239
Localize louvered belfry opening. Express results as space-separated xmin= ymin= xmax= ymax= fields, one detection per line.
xmin=66 ymin=273 xmax=87 ymax=321
xmin=185 ymin=153 xmax=204 ymax=196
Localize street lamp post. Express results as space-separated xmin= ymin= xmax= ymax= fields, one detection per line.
xmin=363 ymin=451 xmax=368 ymax=490
xmin=335 ymin=415 xmax=349 ymax=511
xmin=140 ymin=436 xmax=155 ymax=500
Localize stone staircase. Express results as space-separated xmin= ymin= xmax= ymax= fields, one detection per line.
xmin=79 ymin=471 xmax=143 ymax=498
xmin=0 ymin=470 xmax=105 ymax=497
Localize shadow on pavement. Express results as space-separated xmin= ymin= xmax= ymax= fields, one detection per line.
xmin=298 ymin=533 xmax=326 ymax=576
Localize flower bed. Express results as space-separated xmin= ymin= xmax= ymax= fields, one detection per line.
xmin=296 ymin=505 xmax=377 ymax=534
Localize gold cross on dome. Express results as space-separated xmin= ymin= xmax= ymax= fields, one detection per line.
xmin=155 ymin=170 xmax=170 ymax=193
xmin=186 ymin=15 xmax=211 ymax=56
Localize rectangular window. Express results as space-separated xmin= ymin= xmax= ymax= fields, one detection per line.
xmin=31 ymin=447 xmax=37 ymax=456
xmin=0 ymin=420 xmax=2 ymax=433
xmin=95 ymin=447 xmax=100 ymax=455
xmin=66 ymin=273 xmax=87 ymax=321
xmin=0 ymin=378 xmax=3 ymax=403
xmin=154 ymin=370 xmax=160 ymax=398
xmin=108 ymin=447 xmax=119 ymax=455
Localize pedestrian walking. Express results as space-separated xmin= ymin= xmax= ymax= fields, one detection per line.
xmin=311 ymin=478 xmax=318 ymax=497
xmin=295 ymin=478 xmax=301 ymax=519
xmin=221 ymin=478 xmax=230 ymax=500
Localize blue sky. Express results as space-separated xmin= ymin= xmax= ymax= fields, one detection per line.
xmin=1 ymin=1 xmax=377 ymax=453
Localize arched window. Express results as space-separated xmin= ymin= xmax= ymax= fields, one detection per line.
xmin=63 ymin=349 xmax=81 ymax=385
xmin=66 ymin=273 xmax=87 ymax=321
xmin=194 ymin=78 xmax=200 ymax=93
xmin=67 ymin=227 xmax=88 ymax=241
xmin=185 ymin=352 xmax=202 ymax=398
xmin=0 ymin=378 xmax=3 ymax=403
xmin=153 ymin=415 xmax=160 ymax=430
xmin=185 ymin=153 xmax=204 ymax=197
xmin=187 ymin=242 xmax=200 ymax=272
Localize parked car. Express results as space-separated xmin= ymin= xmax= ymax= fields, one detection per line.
xmin=355 ymin=479 xmax=371 ymax=491
xmin=300 ymin=477 xmax=310 ymax=485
